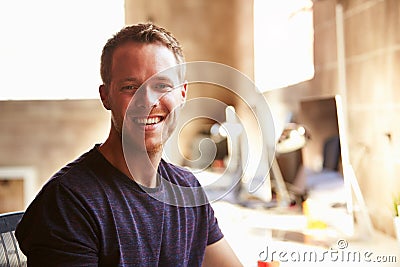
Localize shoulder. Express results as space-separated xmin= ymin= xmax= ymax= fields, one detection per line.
xmin=36 ymin=146 xmax=112 ymax=203
xmin=45 ymin=148 xmax=95 ymax=185
xmin=18 ymin=146 xmax=115 ymax=235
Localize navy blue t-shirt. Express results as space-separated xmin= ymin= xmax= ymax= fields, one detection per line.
xmin=16 ymin=145 xmax=223 ymax=266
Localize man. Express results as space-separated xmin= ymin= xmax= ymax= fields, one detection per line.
xmin=16 ymin=23 xmax=242 ymax=266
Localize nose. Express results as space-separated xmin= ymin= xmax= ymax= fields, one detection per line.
xmin=133 ymin=84 xmax=160 ymax=108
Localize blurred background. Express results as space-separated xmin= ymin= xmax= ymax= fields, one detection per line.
xmin=0 ymin=0 xmax=399 ymax=242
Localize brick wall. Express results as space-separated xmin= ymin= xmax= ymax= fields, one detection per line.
xmin=0 ymin=100 xmax=110 ymax=193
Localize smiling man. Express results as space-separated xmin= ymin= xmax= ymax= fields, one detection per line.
xmin=15 ymin=23 xmax=242 ymax=266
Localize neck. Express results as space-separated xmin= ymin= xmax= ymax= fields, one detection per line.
xmin=98 ymin=127 xmax=162 ymax=188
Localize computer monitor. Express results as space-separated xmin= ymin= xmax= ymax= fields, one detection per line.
xmin=295 ymin=95 xmax=373 ymax=237
xmin=298 ymin=96 xmax=343 ymax=178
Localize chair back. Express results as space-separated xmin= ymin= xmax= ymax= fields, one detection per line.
xmin=0 ymin=211 xmax=26 ymax=267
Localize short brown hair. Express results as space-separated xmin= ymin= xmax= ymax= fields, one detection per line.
xmin=100 ymin=23 xmax=185 ymax=86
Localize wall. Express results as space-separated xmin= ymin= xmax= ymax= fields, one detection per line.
xmin=0 ymin=100 xmax=110 ymax=194
xmin=125 ymin=0 xmax=254 ymax=78
xmin=1 ymin=0 xmax=398 ymax=237
xmin=265 ymin=0 xmax=400 ymax=236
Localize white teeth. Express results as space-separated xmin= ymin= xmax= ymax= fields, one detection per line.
xmin=135 ymin=117 xmax=161 ymax=125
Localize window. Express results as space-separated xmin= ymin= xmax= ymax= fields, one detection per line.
xmin=254 ymin=0 xmax=314 ymax=91
xmin=0 ymin=0 xmax=124 ymax=100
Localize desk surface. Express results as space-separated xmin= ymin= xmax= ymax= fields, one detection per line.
xmin=212 ymin=201 xmax=400 ymax=267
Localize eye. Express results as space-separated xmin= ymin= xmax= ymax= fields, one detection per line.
xmin=121 ymin=85 xmax=138 ymax=91
xmin=153 ymin=83 xmax=173 ymax=91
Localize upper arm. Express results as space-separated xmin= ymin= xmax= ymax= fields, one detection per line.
xmin=202 ymin=238 xmax=243 ymax=267
xmin=16 ymin=182 xmax=99 ymax=266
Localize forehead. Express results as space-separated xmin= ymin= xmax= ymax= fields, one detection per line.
xmin=110 ymin=42 xmax=181 ymax=84
xmin=112 ymin=42 xmax=176 ymax=68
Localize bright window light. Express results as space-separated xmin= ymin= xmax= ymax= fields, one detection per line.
xmin=0 ymin=0 xmax=124 ymax=100
xmin=254 ymin=0 xmax=314 ymax=92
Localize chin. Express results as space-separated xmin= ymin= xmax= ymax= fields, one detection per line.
xmin=146 ymin=143 xmax=163 ymax=155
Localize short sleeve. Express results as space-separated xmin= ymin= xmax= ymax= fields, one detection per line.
xmin=206 ymin=203 xmax=224 ymax=246
xmin=15 ymin=180 xmax=99 ymax=266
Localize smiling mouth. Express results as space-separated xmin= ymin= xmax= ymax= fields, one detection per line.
xmin=133 ymin=116 xmax=164 ymax=126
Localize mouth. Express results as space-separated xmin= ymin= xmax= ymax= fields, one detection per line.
xmin=133 ymin=116 xmax=165 ymax=126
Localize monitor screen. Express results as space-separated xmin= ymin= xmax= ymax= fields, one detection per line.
xmin=299 ymin=96 xmax=342 ymax=175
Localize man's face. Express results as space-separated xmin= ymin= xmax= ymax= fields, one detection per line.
xmin=101 ymin=42 xmax=186 ymax=153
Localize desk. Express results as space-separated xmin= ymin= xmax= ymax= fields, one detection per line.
xmin=212 ymin=201 xmax=400 ymax=267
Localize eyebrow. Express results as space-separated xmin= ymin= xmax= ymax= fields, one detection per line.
xmin=117 ymin=75 xmax=180 ymax=89
xmin=150 ymin=75 xmax=174 ymax=83
xmin=118 ymin=76 xmax=173 ymax=83
xmin=118 ymin=77 xmax=141 ymax=83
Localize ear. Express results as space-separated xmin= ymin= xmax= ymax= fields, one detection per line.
xmin=181 ymin=81 xmax=188 ymax=103
xmin=99 ymin=84 xmax=111 ymax=110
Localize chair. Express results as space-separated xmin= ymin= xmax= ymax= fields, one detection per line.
xmin=0 ymin=211 xmax=26 ymax=267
